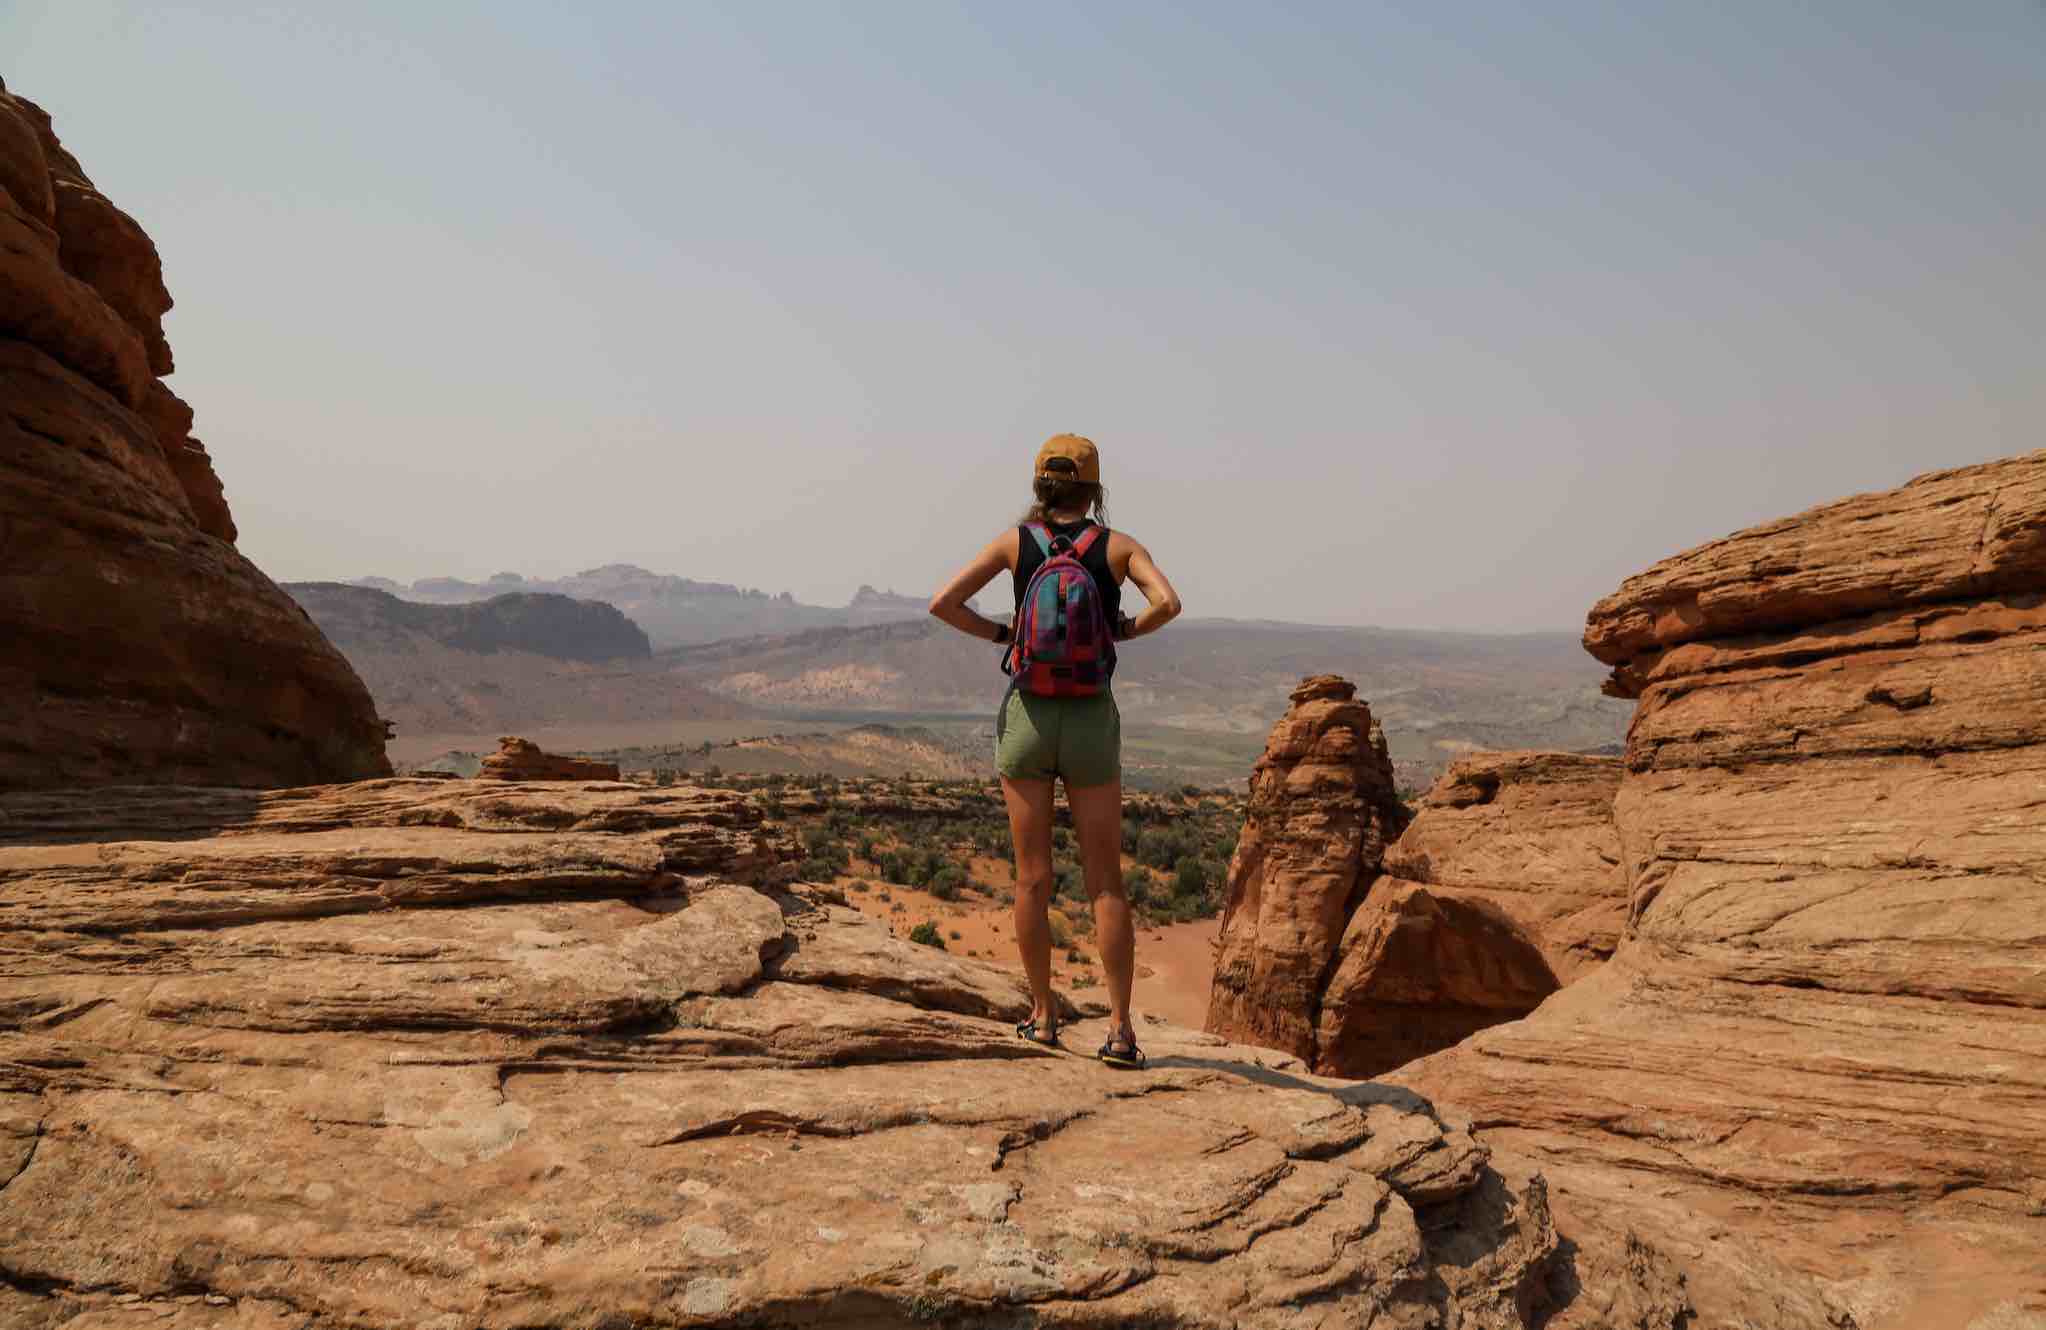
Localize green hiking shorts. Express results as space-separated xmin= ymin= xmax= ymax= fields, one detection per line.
xmin=995 ymin=687 xmax=1121 ymax=787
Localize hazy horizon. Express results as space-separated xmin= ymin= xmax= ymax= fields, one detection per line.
xmin=7 ymin=3 xmax=2041 ymax=632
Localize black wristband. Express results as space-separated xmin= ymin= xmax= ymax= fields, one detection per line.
xmin=1115 ymin=613 xmax=1137 ymax=641
xmin=993 ymin=621 xmax=1012 ymax=645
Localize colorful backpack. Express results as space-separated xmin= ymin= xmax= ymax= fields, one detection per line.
xmin=1003 ymin=522 xmax=1117 ymax=697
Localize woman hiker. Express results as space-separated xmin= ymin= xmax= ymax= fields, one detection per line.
xmin=927 ymin=434 xmax=1183 ymax=1068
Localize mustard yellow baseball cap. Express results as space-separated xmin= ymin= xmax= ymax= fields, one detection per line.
xmin=1034 ymin=433 xmax=1100 ymax=484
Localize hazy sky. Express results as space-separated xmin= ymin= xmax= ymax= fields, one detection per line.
xmin=7 ymin=2 xmax=2041 ymax=630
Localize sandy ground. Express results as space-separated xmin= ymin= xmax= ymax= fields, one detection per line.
xmin=837 ymin=870 xmax=1219 ymax=1032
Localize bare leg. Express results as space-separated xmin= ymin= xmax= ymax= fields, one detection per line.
xmin=1000 ymin=776 xmax=1058 ymax=1037
xmin=1066 ymin=777 xmax=1135 ymax=1044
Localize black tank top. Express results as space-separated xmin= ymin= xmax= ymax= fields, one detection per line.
xmin=1012 ymin=519 xmax=1122 ymax=624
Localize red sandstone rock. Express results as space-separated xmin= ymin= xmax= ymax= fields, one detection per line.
xmin=1204 ymin=675 xmax=1409 ymax=1061
xmin=0 ymin=777 xmax=1558 ymax=1327
xmin=0 ymin=84 xmax=386 ymax=788
xmin=1312 ymin=880 xmax=1558 ymax=1079
xmin=1584 ymin=448 xmax=2046 ymax=692
xmin=1401 ymin=450 xmax=2046 ymax=1328
xmin=477 ymin=736 xmax=623 ymax=782
xmin=1384 ymin=750 xmax=1625 ymax=982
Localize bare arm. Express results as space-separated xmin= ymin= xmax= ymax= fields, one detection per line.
xmin=1120 ymin=538 xmax=1182 ymax=639
xmin=928 ymin=531 xmax=1017 ymax=643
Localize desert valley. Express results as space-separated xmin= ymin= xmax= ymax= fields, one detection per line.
xmin=4 ymin=45 xmax=2045 ymax=1330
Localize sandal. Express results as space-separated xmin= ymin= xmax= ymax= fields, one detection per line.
xmin=1016 ymin=1014 xmax=1060 ymax=1048
xmin=1097 ymin=1028 xmax=1146 ymax=1070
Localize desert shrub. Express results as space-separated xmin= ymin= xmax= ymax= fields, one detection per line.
xmin=1125 ymin=864 xmax=1157 ymax=906
xmin=856 ymin=835 xmax=880 ymax=862
xmin=1135 ymin=826 xmax=1198 ymax=871
xmin=1052 ymin=827 xmax=1074 ymax=853
xmin=949 ymin=929 xmax=963 ymax=941
xmin=928 ymin=864 xmax=967 ymax=902
xmin=909 ymin=920 xmax=945 ymax=949
xmin=801 ymin=825 xmax=848 ymax=862
xmin=1047 ymin=912 xmax=1073 ymax=948
xmin=796 ymin=856 xmax=841 ymax=882
xmin=1065 ymin=947 xmax=1084 ymax=963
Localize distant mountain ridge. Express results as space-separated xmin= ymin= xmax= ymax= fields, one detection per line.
xmin=284 ymin=582 xmax=742 ymax=742
xmin=348 ymin=564 xmax=938 ymax=647
xmin=293 ymin=583 xmax=652 ymax=662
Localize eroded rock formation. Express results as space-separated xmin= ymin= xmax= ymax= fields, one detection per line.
xmin=1384 ymin=750 xmax=1624 ymax=982
xmin=0 ymin=777 xmax=1562 ymax=1327
xmin=0 ymin=80 xmax=389 ymax=789
xmin=1206 ymin=679 xmax=1608 ymax=1079
xmin=1399 ymin=450 xmax=2046 ymax=1328
xmin=478 ymin=735 xmax=623 ymax=782
xmin=1313 ymin=880 xmax=1561 ymax=1080
xmin=1205 ymin=675 xmax=1409 ymax=1062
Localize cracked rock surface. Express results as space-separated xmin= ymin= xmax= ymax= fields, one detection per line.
xmin=1401 ymin=452 xmax=2046 ymax=1329
xmin=1 ymin=777 xmax=1557 ymax=1328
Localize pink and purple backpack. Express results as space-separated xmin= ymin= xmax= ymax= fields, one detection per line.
xmin=1003 ymin=522 xmax=1116 ymax=698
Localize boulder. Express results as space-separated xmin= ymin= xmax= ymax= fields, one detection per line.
xmin=1399 ymin=450 xmax=2046 ymax=1328
xmin=1384 ymin=750 xmax=1625 ymax=982
xmin=1313 ymin=881 xmax=1558 ymax=1080
xmin=0 ymin=777 xmax=1566 ymax=1327
xmin=1204 ymin=675 xmax=1409 ymax=1061
xmin=0 ymin=84 xmax=388 ymax=789
xmin=477 ymin=736 xmax=623 ymax=782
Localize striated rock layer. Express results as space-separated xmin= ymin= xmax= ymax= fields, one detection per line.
xmin=1400 ymin=451 xmax=2046 ymax=1329
xmin=1205 ymin=675 xmax=1410 ymax=1063
xmin=1383 ymin=750 xmax=1625 ymax=983
xmin=0 ymin=79 xmax=388 ymax=790
xmin=0 ymin=777 xmax=1570 ymax=1328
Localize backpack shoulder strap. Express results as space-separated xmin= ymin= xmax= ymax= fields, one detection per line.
xmin=1068 ymin=524 xmax=1106 ymax=558
xmin=1023 ymin=523 xmax=1054 ymax=557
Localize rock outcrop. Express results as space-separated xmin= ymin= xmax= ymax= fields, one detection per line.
xmin=0 ymin=777 xmax=1566 ymax=1327
xmin=1399 ymin=450 xmax=2046 ymax=1328
xmin=1205 ymin=675 xmax=1409 ymax=1062
xmin=478 ymin=735 xmax=623 ymax=782
xmin=0 ymin=80 xmax=389 ymax=790
xmin=1207 ymin=681 xmax=1601 ymax=1080
xmin=1383 ymin=750 xmax=1624 ymax=982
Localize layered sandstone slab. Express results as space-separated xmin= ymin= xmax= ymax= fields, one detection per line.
xmin=1205 ymin=675 xmax=1409 ymax=1061
xmin=0 ymin=778 xmax=1568 ymax=1328
xmin=1584 ymin=448 xmax=2046 ymax=689
xmin=1384 ymin=750 xmax=1624 ymax=982
xmin=0 ymin=82 xmax=387 ymax=788
xmin=478 ymin=735 xmax=624 ymax=782
xmin=1401 ymin=453 xmax=2046 ymax=1328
